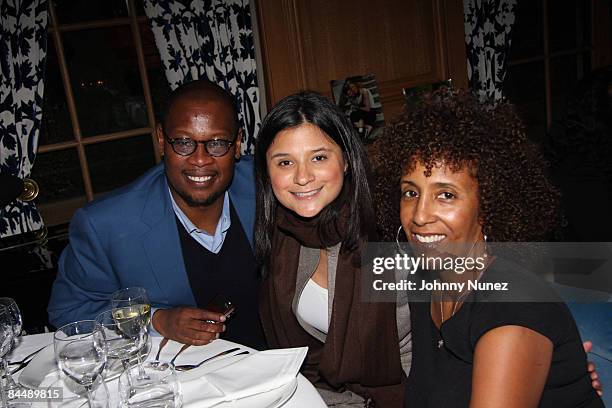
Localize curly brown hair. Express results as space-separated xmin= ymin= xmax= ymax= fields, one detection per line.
xmin=373 ymin=89 xmax=560 ymax=242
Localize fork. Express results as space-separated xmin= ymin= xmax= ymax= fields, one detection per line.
xmin=155 ymin=337 xmax=169 ymax=360
xmin=9 ymin=345 xmax=47 ymax=374
xmin=170 ymin=343 xmax=191 ymax=365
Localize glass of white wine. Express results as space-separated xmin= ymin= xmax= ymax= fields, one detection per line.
xmin=110 ymin=288 xmax=151 ymax=326
xmin=111 ymin=288 xmax=151 ymax=377
xmin=95 ymin=310 xmax=147 ymax=371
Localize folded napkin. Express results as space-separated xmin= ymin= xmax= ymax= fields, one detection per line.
xmin=181 ymin=347 xmax=308 ymax=407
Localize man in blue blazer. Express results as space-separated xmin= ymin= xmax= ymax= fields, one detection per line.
xmin=48 ymin=80 xmax=266 ymax=349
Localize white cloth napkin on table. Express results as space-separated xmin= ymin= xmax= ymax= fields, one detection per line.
xmin=180 ymin=347 xmax=308 ymax=407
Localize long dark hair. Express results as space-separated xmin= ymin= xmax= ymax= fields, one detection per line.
xmin=254 ymin=91 xmax=374 ymax=263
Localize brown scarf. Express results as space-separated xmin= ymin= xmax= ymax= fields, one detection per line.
xmin=259 ymin=204 xmax=404 ymax=406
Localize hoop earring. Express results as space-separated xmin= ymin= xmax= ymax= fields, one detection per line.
xmin=396 ymin=225 xmax=406 ymax=253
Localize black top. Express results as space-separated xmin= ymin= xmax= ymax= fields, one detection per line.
xmin=405 ymin=260 xmax=603 ymax=408
xmin=177 ymin=200 xmax=267 ymax=350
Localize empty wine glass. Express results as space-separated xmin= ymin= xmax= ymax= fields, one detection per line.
xmin=95 ymin=309 xmax=147 ymax=372
xmin=54 ymin=320 xmax=107 ymax=408
xmin=0 ymin=298 xmax=23 ymax=393
xmin=0 ymin=305 xmax=15 ymax=407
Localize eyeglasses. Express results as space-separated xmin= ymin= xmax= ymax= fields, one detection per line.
xmin=165 ymin=137 xmax=236 ymax=157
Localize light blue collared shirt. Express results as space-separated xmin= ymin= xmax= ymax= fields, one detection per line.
xmin=168 ymin=189 xmax=231 ymax=254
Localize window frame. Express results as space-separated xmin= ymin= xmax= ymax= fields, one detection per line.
xmin=507 ymin=0 xmax=608 ymax=130
xmin=39 ymin=0 xmax=161 ymax=226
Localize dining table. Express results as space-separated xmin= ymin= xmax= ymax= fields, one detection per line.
xmin=7 ymin=332 xmax=327 ymax=408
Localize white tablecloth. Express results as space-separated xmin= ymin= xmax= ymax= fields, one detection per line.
xmin=9 ymin=333 xmax=326 ymax=408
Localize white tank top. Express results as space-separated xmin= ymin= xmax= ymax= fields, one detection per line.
xmin=296 ymin=278 xmax=329 ymax=334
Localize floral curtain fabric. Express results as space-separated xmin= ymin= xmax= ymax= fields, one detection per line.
xmin=464 ymin=0 xmax=517 ymax=100
xmin=0 ymin=0 xmax=48 ymax=238
xmin=143 ymin=0 xmax=261 ymax=155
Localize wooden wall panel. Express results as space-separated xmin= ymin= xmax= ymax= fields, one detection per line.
xmin=592 ymin=0 xmax=611 ymax=69
xmin=255 ymin=0 xmax=467 ymax=119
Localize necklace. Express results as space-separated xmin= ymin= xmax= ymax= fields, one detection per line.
xmin=435 ymin=268 xmax=486 ymax=349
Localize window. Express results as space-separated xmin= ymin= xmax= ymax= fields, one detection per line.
xmin=33 ymin=0 xmax=170 ymax=226
xmin=504 ymin=0 xmax=595 ymax=141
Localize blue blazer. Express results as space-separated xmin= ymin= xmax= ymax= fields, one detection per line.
xmin=48 ymin=156 xmax=256 ymax=328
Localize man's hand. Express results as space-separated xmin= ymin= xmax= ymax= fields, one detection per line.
xmin=583 ymin=341 xmax=603 ymax=396
xmin=152 ymin=307 xmax=226 ymax=345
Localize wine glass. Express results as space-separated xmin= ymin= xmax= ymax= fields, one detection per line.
xmin=0 ymin=298 xmax=23 ymax=393
xmin=54 ymin=320 xmax=107 ymax=408
xmin=111 ymin=288 xmax=151 ymax=327
xmin=0 ymin=305 xmax=15 ymax=407
xmin=95 ymin=309 xmax=147 ymax=372
xmin=111 ymin=288 xmax=151 ymax=377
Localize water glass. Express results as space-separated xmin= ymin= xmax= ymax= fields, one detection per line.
xmin=0 ymin=305 xmax=14 ymax=407
xmin=50 ymin=374 xmax=110 ymax=408
xmin=119 ymin=361 xmax=182 ymax=408
xmin=0 ymin=298 xmax=23 ymax=393
xmin=54 ymin=320 xmax=107 ymax=407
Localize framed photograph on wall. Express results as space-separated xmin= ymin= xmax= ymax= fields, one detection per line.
xmin=402 ymin=78 xmax=453 ymax=107
xmin=330 ymin=74 xmax=384 ymax=143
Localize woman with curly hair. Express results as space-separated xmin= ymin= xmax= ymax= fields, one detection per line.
xmin=374 ymin=89 xmax=604 ymax=407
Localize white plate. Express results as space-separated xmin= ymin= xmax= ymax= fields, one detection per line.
xmin=19 ymin=338 xmax=151 ymax=389
xmin=212 ymin=377 xmax=298 ymax=408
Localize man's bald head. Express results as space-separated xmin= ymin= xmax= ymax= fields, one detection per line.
xmin=161 ymin=79 xmax=239 ymax=134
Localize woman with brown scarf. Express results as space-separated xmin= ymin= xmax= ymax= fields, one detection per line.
xmin=254 ymin=92 xmax=407 ymax=407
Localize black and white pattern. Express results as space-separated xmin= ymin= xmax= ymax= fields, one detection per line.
xmin=0 ymin=0 xmax=48 ymax=238
xmin=464 ymin=0 xmax=517 ymax=100
xmin=143 ymin=0 xmax=261 ymax=155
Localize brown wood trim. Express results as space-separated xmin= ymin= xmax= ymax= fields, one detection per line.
xmin=431 ymin=0 xmax=448 ymax=82
xmin=254 ymin=0 xmax=308 ymax=106
xmin=47 ymin=16 xmax=147 ymax=33
xmin=287 ymin=0 xmax=307 ymax=91
xmin=38 ymin=141 xmax=79 ymax=153
xmin=39 ymin=128 xmax=152 ymax=154
xmin=509 ymin=47 xmax=593 ymax=66
xmin=592 ymin=0 xmax=612 ymax=69
xmin=38 ymin=196 xmax=87 ymax=227
xmin=127 ymin=0 xmax=161 ymax=163
xmin=440 ymin=0 xmax=469 ymax=89
xmin=82 ymin=127 xmax=152 ymax=145
xmin=48 ymin=1 xmax=94 ymax=202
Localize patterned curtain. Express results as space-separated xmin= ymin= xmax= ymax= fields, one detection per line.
xmin=0 ymin=0 xmax=48 ymax=238
xmin=143 ymin=0 xmax=261 ymax=155
xmin=464 ymin=0 xmax=517 ymax=100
